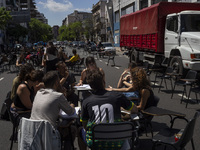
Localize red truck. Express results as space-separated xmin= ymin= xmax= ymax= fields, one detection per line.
xmin=120 ymin=2 xmax=200 ymax=74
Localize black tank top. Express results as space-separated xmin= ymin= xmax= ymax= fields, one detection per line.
xmin=144 ymin=88 xmax=155 ymax=110
xmin=14 ymin=82 xmax=35 ymax=110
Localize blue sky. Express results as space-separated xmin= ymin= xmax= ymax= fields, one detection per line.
xmin=35 ymin=0 xmax=99 ymax=27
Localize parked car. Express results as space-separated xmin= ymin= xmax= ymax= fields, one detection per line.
xmin=68 ymin=41 xmax=73 ymax=47
xmin=72 ymin=41 xmax=78 ymax=47
xmin=102 ymin=42 xmax=116 ymax=55
xmin=85 ymin=42 xmax=97 ymax=52
xmin=26 ymin=43 xmax=33 ymax=48
xmin=78 ymin=41 xmax=85 ymax=48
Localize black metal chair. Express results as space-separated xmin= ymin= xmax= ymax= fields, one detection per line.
xmin=158 ymin=67 xmax=174 ymax=93
xmin=185 ymin=84 xmax=200 ymax=108
xmin=171 ymin=70 xmax=197 ymax=103
xmin=74 ymin=57 xmax=85 ymax=73
xmin=5 ymin=95 xmax=31 ymax=150
xmin=91 ymin=122 xmax=136 ymax=150
xmin=107 ymin=52 xmax=115 ymax=66
xmin=5 ymin=97 xmax=20 ymax=150
xmin=152 ymin=111 xmax=199 ymax=150
xmin=150 ymin=67 xmax=165 ymax=89
xmin=138 ymin=95 xmax=160 ymax=137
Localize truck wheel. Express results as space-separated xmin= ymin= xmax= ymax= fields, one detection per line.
xmin=170 ymin=56 xmax=183 ymax=75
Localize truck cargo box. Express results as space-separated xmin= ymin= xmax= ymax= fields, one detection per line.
xmin=120 ymin=2 xmax=200 ymax=53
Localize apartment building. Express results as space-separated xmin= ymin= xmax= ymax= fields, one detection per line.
xmin=62 ymin=10 xmax=92 ymax=26
xmin=92 ymin=0 xmax=107 ymax=42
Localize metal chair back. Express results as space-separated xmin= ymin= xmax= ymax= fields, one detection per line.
xmin=91 ymin=122 xmax=135 ymax=149
xmin=174 ymin=112 xmax=199 ymax=149
xmin=185 ymin=70 xmax=197 ymax=79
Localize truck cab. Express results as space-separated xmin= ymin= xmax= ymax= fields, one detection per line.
xmin=165 ymin=11 xmax=200 ymax=74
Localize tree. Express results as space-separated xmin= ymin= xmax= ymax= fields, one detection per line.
xmin=58 ymin=25 xmax=68 ymax=41
xmin=0 ymin=7 xmax=12 ymax=30
xmin=29 ymin=18 xmax=53 ymax=42
xmin=7 ymin=24 xmax=28 ymax=41
xmin=70 ymin=21 xmax=83 ymax=41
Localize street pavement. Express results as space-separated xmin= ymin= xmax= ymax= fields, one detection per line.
xmin=0 ymin=46 xmax=200 ymax=150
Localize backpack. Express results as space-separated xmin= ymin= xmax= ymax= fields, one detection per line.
xmin=0 ymin=91 xmax=11 ymax=121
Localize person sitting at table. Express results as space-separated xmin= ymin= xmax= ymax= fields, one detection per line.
xmin=117 ymin=62 xmax=137 ymax=88
xmin=11 ymin=70 xmax=44 ymax=117
xmin=10 ymin=63 xmax=35 ymax=101
xmin=16 ymin=52 xmax=26 ymax=67
xmin=77 ymin=56 xmax=105 ymax=86
xmin=107 ymin=67 xmax=155 ymax=111
xmin=78 ymin=69 xmax=138 ymax=150
xmin=30 ymin=71 xmax=76 ymax=147
xmin=76 ymin=56 xmax=105 ymax=99
xmin=65 ymin=49 xmax=80 ymax=66
xmin=58 ymin=47 xmax=68 ymax=62
xmin=56 ymin=61 xmax=79 ymax=107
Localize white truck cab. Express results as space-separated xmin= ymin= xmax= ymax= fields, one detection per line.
xmin=165 ymin=11 xmax=200 ymax=73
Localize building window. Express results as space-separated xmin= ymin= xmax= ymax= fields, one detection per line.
xmin=121 ymin=3 xmax=135 ymax=16
xmin=172 ymin=0 xmax=191 ymax=1
xmin=121 ymin=8 xmax=126 ymax=16
xmin=115 ymin=11 xmax=119 ymax=23
xmin=140 ymin=0 xmax=148 ymax=10
xmin=126 ymin=5 xmax=133 ymax=14
xmin=152 ymin=0 xmax=167 ymax=5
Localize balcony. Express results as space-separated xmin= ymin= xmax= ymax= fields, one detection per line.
xmin=101 ymin=29 xmax=106 ymax=34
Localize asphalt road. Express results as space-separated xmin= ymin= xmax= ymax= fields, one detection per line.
xmin=0 ymin=46 xmax=199 ymax=150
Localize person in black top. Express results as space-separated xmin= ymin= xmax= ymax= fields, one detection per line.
xmin=108 ymin=67 xmax=155 ymax=111
xmin=76 ymin=56 xmax=105 ymax=99
xmin=56 ymin=61 xmax=79 ymax=107
xmin=45 ymin=42 xmax=59 ymax=72
xmin=11 ymin=70 xmax=44 ymax=115
xmin=78 ymin=69 xmax=138 ymax=150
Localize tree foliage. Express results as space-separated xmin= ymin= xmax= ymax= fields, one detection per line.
xmin=58 ymin=18 xmax=94 ymax=41
xmin=0 ymin=7 xmax=12 ymax=29
xmin=7 ymin=24 xmax=28 ymax=41
xmin=29 ymin=18 xmax=53 ymax=42
xmin=58 ymin=21 xmax=83 ymax=41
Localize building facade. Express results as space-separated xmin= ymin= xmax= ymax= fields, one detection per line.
xmin=92 ymin=0 xmax=107 ymax=42
xmin=52 ymin=25 xmax=59 ymax=40
xmin=62 ymin=10 xmax=92 ymax=26
xmin=105 ymin=0 xmax=114 ymax=44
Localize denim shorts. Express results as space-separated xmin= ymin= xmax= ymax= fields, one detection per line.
xmin=123 ymin=91 xmax=139 ymax=99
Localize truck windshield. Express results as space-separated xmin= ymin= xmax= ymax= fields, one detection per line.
xmin=181 ymin=14 xmax=200 ymax=32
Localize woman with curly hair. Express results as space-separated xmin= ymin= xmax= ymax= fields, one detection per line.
xmin=107 ymin=67 xmax=155 ymax=110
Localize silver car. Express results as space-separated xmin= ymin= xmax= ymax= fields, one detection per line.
xmin=102 ymin=42 xmax=116 ymax=55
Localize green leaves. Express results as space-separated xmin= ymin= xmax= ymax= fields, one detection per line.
xmin=58 ymin=18 xmax=94 ymax=41
xmin=7 ymin=24 xmax=28 ymax=40
xmin=0 ymin=7 xmax=12 ymax=29
xmin=29 ymin=18 xmax=53 ymax=42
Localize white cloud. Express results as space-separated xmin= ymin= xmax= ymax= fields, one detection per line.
xmin=38 ymin=0 xmax=73 ymax=12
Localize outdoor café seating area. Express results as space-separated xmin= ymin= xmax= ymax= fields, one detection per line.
xmin=1 ymin=48 xmax=200 ymax=150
